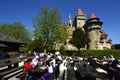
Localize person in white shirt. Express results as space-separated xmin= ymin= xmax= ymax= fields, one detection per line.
xmin=55 ymin=50 xmax=60 ymax=55
xmin=30 ymin=56 xmax=39 ymax=67
xmin=40 ymin=59 xmax=53 ymax=80
xmin=57 ymin=54 xmax=62 ymax=61
xmin=51 ymin=55 xmax=56 ymax=68
xmin=46 ymin=52 xmax=51 ymax=61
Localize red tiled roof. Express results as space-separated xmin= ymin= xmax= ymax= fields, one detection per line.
xmin=100 ymin=35 xmax=106 ymax=39
xmin=88 ymin=13 xmax=96 ymax=19
xmin=99 ymin=29 xmax=106 ymax=34
xmin=77 ymin=8 xmax=84 ymax=16
xmin=106 ymin=39 xmax=112 ymax=43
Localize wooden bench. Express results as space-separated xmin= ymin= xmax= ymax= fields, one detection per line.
xmin=67 ymin=66 xmax=78 ymax=80
xmin=16 ymin=72 xmax=27 ymax=80
xmin=45 ymin=65 xmax=60 ymax=80
xmin=0 ymin=66 xmax=23 ymax=80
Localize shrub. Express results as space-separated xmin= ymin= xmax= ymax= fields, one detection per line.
xmin=66 ymin=50 xmax=120 ymax=60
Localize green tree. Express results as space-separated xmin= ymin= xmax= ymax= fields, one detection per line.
xmin=69 ymin=28 xmax=90 ymax=51
xmin=111 ymin=44 xmax=120 ymax=50
xmin=0 ymin=22 xmax=32 ymax=43
xmin=28 ymin=36 xmax=44 ymax=51
xmin=55 ymin=24 xmax=67 ymax=43
xmin=32 ymin=6 xmax=61 ymax=51
xmin=60 ymin=45 xmax=66 ymax=55
xmin=0 ymin=22 xmax=32 ymax=53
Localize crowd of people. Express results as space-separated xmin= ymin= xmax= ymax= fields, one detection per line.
xmin=23 ymin=50 xmax=63 ymax=80
xmin=87 ymin=55 xmax=120 ymax=69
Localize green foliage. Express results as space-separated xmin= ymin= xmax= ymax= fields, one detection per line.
xmin=111 ymin=45 xmax=115 ymax=49
xmin=55 ymin=24 xmax=67 ymax=43
xmin=19 ymin=46 xmax=29 ymax=53
xmin=0 ymin=22 xmax=32 ymax=53
xmin=66 ymin=50 xmax=120 ymax=60
xmin=32 ymin=6 xmax=61 ymax=51
xmin=0 ymin=22 xmax=32 ymax=43
xmin=112 ymin=44 xmax=120 ymax=50
xmin=60 ymin=45 xmax=66 ymax=55
xmin=69 ymin=28 xmax=90 ymax=50
xmin=27 ymin=36 xmax=44 ymax=52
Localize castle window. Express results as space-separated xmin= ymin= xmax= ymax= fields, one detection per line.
xmin=96 ymin=30 xmax=99 ymax=36
xmin=95 ymin=44 xmax=98 ymax=49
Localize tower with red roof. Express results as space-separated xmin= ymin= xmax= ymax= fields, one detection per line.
xmin=74 ymin=9 xmax=86 ymax=30
xmin=65 ymin=8 xmax=112 ymax=50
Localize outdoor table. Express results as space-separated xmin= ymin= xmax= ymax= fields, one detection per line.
xmin=111 ymin=66 xmax=120 ymax=72
xmin=73 ymin=59 xmax=81 ymax=63
xmin=27 ymin=67 xmax=47 ymax=78
xmin=75 ymin=63 xmax=108 ymax=80
xmin=96 ymin=62 xmax=120 ymax=79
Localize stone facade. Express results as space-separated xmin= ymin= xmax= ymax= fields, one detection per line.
xmin=65 ymin=8 xmax=112 ymax=50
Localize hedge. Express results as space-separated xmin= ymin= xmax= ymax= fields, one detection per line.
xmin=65 ymin=50 xmax=120 ymax=60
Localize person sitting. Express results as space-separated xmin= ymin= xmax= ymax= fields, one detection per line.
xmin=40 ymin=59 xmax=54 ymax=80
xmin=106 ymin=56 xmax=111 ymax=62
xmin=111 ymin=60 xmax=119 ymax=68
xmin=23 ymin=58 xmax=34 ymax=80
xmin=110 ymin=55 xmax=115 ymax=62
xmin=24 ymin=58 xmax=33 ymax=71
xmin=56 ymin=54 xmax=62 ymax=64
xmin=46 ymin=52 xmax=51 ymax=61
xmin=30 ymin=56 xmax=39 ymax=67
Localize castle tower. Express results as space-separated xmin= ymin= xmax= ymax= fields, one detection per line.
xmin=65 ymin=14 xmax=77 ymax=50
xmin=84 ymin=13 xmax=103 ymax=50
xmin=67 ymin=14 xmax=72 ymax=28
xmin=73 ymin=9 xmax=86 ymax=30
xmin=64 ymin=8 xmax=112 ymax=50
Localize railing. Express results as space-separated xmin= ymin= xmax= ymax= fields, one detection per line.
xmin=0 ymin=57 xmax=25 ymax=80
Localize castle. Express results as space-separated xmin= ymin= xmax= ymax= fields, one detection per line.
xmin=65 ymin=8 xmax=112 ymax=50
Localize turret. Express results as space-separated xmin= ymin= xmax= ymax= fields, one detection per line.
xmin=67 ymin=14 xmax=72 ymax=28
xmin=84 ymin=13 xmax=103 ymax=49
xmin=84 ymin=13 xmax=103 ymax=30
xmin=73 ymin=8 xmax=86 ymax=29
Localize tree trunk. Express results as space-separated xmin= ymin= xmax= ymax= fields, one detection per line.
xmin=78 ymin=49 xmax=80 ymax=55
xmin=44 ymin=49 xmax=46 ymax=54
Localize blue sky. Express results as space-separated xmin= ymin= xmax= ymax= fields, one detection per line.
xmin=0 ymin=0 xmax=120 ymax=44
